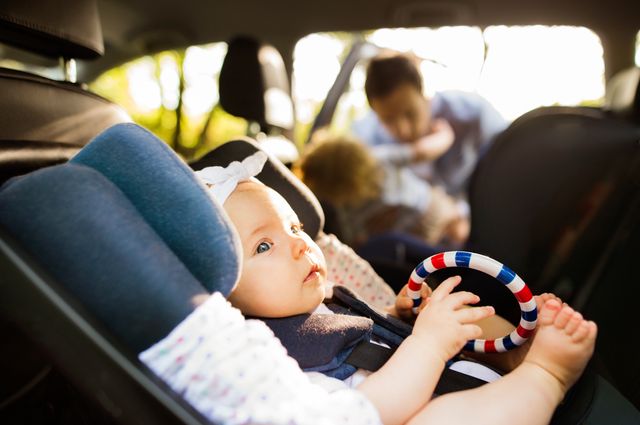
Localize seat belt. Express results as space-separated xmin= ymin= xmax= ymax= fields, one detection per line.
xmin=345 ymin=340 xmax=489 ymax=394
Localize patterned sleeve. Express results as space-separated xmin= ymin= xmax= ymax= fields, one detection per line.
xmin=317 ymin=233 xmax=396 ymax=309
xmin=139 ymin=293 xmax=381 ymax=425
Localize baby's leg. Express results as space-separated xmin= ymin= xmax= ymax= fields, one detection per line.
xmin=408 ymin=299 xmax=596 ymax=425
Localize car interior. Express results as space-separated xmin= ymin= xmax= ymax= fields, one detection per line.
xmin=1 ymin=0 xmax=640 ymax=423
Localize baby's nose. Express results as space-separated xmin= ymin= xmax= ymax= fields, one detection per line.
xmin=292 ymin=235 xmax=309 ymax=258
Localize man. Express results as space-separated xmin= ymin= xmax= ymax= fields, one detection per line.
xmin=353 ymin=52 xmax=508 ymax=198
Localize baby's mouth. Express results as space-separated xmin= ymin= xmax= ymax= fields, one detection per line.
xmin=304 ymin=263 xmax=321 ymax=284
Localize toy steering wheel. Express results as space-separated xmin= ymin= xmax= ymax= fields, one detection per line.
xmin=407 ymin=251 xmax=537 ymax=353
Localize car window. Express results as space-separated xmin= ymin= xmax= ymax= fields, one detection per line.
xmin=89 ymin=42 xmax=249 ymax=160
xmin=292 ymin=25 xmax=607 ymax=141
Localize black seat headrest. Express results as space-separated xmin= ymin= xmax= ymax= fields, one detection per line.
xmin=0 ymin=0 xmax=103 ymax=59
xmin=219 ymin=35 xmax=294 ymax=131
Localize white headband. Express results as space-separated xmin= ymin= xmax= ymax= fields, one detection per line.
xmin=196 ymin=150 xmax=268 ymax=205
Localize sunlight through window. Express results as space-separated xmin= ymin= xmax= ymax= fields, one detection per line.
xmin=293 ymin=25 xmax=605 ymax=130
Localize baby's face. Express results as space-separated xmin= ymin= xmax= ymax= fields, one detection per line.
xmin=225 ymin=181 xmax=327 ymax=318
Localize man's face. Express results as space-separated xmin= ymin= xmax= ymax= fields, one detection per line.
xmin=370 ymin=83 xmax=431 ymax=144
xmin=225 ymin=181 xmax=327 ymax=318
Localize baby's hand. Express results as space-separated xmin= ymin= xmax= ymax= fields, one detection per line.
xmin=411 ymin=276 xmax=495 ymax=363
xmin=388 ymin=282 xmax=432 ymax=321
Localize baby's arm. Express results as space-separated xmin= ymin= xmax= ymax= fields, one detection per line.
xmin=357 ymin=276 xmax=494 ymax=425
xmin=140 ymin=293 xmax=382 ymax=425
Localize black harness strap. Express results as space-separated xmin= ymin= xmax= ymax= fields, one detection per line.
xmin=344 ymin=339 xmax=489 ymax=395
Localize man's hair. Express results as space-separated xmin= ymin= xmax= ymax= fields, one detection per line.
xmin=365 ymin=52 xmax=423 ymax=102
xmin=297 ymin=136 xmax=382 ymax=207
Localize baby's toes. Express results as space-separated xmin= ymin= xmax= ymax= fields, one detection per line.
xmin=564 ymin=311 xmax=583 ymax=335
xmin=554 ymin=305 xmax=575 ymax=329
xmin=571 ymin=320 xmax=593 ymax=343
xmin=539 ymin=299 xmax=562 ymax=326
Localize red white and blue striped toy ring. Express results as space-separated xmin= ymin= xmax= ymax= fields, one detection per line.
xmin=407 ymin=251 xmax=537 ymax=353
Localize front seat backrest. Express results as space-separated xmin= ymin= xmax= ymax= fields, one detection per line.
xmin=0 ymin=0 xmax=131 ymax=184
xmin=468 ymin=107 xmax=639 ymax=296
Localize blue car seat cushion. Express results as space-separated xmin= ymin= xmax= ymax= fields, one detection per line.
xmin=72 ymin=123 xmax=240 ymax=296
xmin=0 ymin=164 xmax=210 ymax=353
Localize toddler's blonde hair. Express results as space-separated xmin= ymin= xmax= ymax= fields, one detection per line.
xmin=297 ymin=136 xmax=383 ymax=207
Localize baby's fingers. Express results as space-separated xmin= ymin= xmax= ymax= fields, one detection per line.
xmin=456 ymin=305 xmax=495 ymax=324
xmin=430 ymin=276 xmax=462 ymax=301
xmin=421 ymin=284 xmax=433 ymax=299
xmin=460 ymin=324 xmax=484 ymax=341
xmin=395 ymin=296 xmax=415 ymax=319
xmin=441 ymin=290 xmax=480 ymax=309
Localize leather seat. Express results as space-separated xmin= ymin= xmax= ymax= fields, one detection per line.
xmin=0 ymin=0 xmax=130 ymax=185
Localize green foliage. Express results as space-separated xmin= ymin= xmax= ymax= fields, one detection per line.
xmin=90 ymin=48 xmax=248 ymax=161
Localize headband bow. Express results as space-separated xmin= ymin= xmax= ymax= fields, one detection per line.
xmin=196 ymin=151 xmax=268 ymax=205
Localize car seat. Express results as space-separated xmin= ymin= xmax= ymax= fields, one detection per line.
xmin=0 ymin=123 xmax=241 ymax=424
xmin=217 ymin=35 xmax=298 ymax=164
xmin=2 ymin=123 xmax=639 ymax=424
xmin=0 ymin=0 xmax=131 ymax=185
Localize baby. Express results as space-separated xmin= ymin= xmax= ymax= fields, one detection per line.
xmin=198 ymin=151 xmax=597 ymax=425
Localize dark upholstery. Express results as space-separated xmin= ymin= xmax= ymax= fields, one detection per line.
xmin=0 ymin=0 xmax=104 ymax=59
xmin=219 ymin=35 xmax=294 ymax=131
xmin=469 ymin=107 xmax=639 ymax=293
xmin=0 ymin=0 xmax=131 ymax=185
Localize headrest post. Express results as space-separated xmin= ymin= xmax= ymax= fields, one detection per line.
xmin=60 ymin=57 xmax=77 ymax=83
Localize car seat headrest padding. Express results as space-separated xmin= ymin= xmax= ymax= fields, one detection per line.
xmin=72 ymin=123 xmax=241 ymax=295
xmin=0 ymin=164 xmax=210 ymax=353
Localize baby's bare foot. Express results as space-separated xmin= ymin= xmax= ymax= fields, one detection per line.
xmin=498 ymin=293 xmax=562 ymax=370
xmin=524 ymin=299 xmax=597 ymax=392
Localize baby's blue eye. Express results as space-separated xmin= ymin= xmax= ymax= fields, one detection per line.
xmin=256 ymin=241 xmax=272 ymax=254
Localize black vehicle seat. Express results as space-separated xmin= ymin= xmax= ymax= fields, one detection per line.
xmin=218 ymin=35 xmax=298 ymax=164
xmin=466 ymin=70 xmax=640 ymax=408
xmin=0 ymin=0 xmax=131 ymax=185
